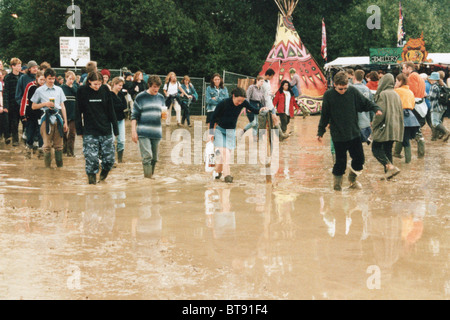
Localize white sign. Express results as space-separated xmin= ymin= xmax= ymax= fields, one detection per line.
xmin=59 ymin=37 xmax=90 ymax=67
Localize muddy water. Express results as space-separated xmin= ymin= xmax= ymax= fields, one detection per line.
xmin=0 ymin=116 xmax=448 ymax=300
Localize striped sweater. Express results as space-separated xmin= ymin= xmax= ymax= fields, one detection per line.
xmin=131 ymin=91 xmax=165 ymax=139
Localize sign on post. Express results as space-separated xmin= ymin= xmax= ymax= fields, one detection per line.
xmin=59 ymin=37 xmax=90 ymax=67
xmin=369 ymin=48 xmax=403 ymax=65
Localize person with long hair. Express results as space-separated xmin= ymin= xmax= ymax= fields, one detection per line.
xmin=75 ymin=71 xmax=118 ymax=184
xmin=179 ymin=75 xmax=198 ymax=127
xmin=393 ymin=73 xmax=420 ymax=163
xmin=163 ymin=72 xmax=186 ymax=126
xmin=60 ymin=71 xmax=78 ymax=157
xmin=208 ymin=87 xmax=268 ymax=183
xmin=131 ymin=71 xmax=146 ymax=100
xmin=205 ymin=73 xmax=228 ymax=124
xmin=110 ymin=77 xmax=128 ymax=163
xmin=273 ymin=80 xmax=300 ymax=135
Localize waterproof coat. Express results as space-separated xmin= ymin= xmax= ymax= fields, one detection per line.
xmin=372 ymin=74 xmax=404 ymax=143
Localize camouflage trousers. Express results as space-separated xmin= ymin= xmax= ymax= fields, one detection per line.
xmin=83 ymin=134 xmax=115 ymax=174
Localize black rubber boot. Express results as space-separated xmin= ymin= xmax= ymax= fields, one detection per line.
xmin=44 ymin=152 xmax=52 ymax=168
xmin=393 ymin=142 xmax=403 ymax=159
xmin=143 ymin=164 xmax=152 ymax=179
xmin=88 ymin=174 xmax=96 ymax=185
xmin=404 ymin=146 xmax=412 ymax=164
xmin=99 ymin=169 xmax=109 ymax=181
xmin=55 ymin=150 xmax=63 ymax=167
xmin=333 ymin=175 xmax=343 ymax=191
xmin=117 ymin=150 xmax=124 ymax=163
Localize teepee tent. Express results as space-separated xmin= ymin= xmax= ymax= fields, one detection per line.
xmin=259 ymin=0 xmax=328 ymax=114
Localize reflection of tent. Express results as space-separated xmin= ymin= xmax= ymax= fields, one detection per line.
xmin=259 ymin=0 xmax=327 ymax=114
xmin=324 ymin=53 xmax=450 ymax=70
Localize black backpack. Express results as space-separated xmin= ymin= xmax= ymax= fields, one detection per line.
xmin=438 ymin=85 xmax=450 ymax=107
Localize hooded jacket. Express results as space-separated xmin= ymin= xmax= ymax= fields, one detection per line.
xmin=372 ymin=74 xmax=404 ymax=143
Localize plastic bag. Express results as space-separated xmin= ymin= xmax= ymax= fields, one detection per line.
xmin=204 ymin=141 xmax=215 ymax=172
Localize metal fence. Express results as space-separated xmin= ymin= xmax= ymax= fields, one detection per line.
xmin=50 ymin=69 xmax=256 ymax=116
xmin=52 ymin=69 xmax=206 ymax=116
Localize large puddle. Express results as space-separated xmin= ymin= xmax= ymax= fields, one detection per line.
xmin=0 ymin=116 xmax=449 ymax=299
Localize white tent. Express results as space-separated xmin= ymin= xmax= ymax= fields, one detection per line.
xmin=324 ymin=53 xmax=450 ymax=70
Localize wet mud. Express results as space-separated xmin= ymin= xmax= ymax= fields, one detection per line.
xmin=0 ymin=115 xmax=449 ymax=300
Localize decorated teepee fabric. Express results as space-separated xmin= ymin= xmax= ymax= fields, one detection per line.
xmin=259 ymin=0 xmax=327 ymax=114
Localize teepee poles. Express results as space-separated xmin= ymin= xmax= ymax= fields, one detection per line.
xmin=274 ymin=0 xmax=299 ymax=17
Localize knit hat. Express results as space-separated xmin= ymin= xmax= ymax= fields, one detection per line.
xmin=100 ymin=69 xmax=111 ymax=77
xmin=419 ymin=73 xmax=428 ymax=80
xmin=428 ymin=72 xmax=440 ymax=81
xmin=27 ymin=60 xmax=38 ymax=68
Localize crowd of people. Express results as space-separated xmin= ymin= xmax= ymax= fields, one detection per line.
xmin=318 ymin=62 xmax=449 ymax=191
xmin=0 ymin=57 xmax=448 ymax=189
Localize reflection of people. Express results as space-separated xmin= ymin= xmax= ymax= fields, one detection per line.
xmin=317 ymin=71 xmax=382 ymax=191
xmin=205 ymin=186 xmax=235 ymax=239
xmin=131 ymin=75 xmax=165 ymax=179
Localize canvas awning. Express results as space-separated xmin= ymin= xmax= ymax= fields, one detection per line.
xmin=324 ymin=53 xmax=450 ymax=70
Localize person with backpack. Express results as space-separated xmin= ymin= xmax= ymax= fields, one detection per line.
xmin=428 ymin=72 xmax=450 ymax=142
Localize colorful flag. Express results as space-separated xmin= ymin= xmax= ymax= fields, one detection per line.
xmin=397 ymin=2 xmax=406 ymax=47
xmin=321 ymin=18 xmax=327 ymax=61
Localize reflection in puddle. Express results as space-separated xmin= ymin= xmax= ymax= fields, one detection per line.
xmin=0 ymin=116 xmax=448 ymax=299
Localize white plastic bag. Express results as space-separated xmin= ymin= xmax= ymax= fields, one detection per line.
xmin=204 ymin=141 xmax=215 ymax=172
xmin=414 ymin=98 xmax=428 ymax=118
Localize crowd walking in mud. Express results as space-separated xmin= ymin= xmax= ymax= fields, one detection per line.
xmin=0 ymin=58 xmax=449 ymax=190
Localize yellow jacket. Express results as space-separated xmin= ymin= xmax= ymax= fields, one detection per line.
xmin=394 ymin=85 xmax=415 ymax=110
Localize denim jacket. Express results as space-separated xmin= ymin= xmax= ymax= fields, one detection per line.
xmin=206 ymin=86 xmax=229 ymax=112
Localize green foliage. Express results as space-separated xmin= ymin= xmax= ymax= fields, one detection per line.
xmin=0 ymin=0 xmax=448 ymax=75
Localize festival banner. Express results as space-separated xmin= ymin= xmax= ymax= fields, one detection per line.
xmin=397 ymin=2 xmax=406 ymax=47
xmin=370 ymin=48 xmax=403 ymax=64
xmin=321 ymin=18 xmax=327 ymax=61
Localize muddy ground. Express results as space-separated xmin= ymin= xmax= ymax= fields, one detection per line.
xmin=0 ymin=115 xmax=449 ymax=300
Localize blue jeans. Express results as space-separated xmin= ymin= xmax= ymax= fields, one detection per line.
xmin=292 ymin=85 xmax=299 ymax=97
xmin=114 ymin=119 xmax=125 ymax=152
xmin=138 ymin=137 xmax=161 ymax=166
xmin=25 ymin=119 xmax=43 ymax=148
